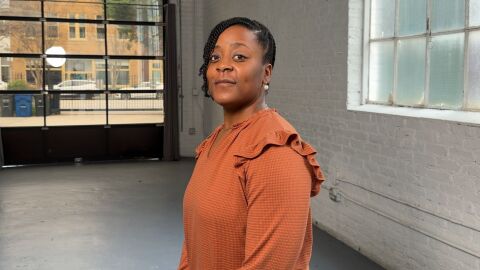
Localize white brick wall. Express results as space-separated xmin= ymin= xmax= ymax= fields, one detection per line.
xmin=177 ymin=0 xmax=480 ymax=269
xmin=171 ymin=0 xmax=207 ymax=157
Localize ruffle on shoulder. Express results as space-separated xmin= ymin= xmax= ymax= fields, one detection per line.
xmin=233 ymin=130 xmax=325 ymax=197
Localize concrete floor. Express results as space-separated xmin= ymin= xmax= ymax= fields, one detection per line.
xmin=0 ymin=159 xmax=384 ymax=270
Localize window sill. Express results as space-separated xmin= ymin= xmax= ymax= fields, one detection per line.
xmin=347 ymin=104 xmax=480 ymax=126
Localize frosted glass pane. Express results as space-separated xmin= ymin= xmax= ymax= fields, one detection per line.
xmin=429 ymin=33 xmax=464 ymax=109
xmin=467 ymin=31 xmax=480 ymax=109
xmin=470 ymin=0 xmax=480 ymax=26
xmin=398 ymin=0 xmax=427 ymax=36
xmin=369 ymin=41 xmax=394 ymax=103
xmin=371 ymin=0 xmax=395 ymax=39
xmin=396 ymin=38 xmax=426 ymax=106
xmin=431 ymin=0 xmax=465 ymax=32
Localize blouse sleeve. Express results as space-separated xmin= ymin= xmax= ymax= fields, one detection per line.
xmin=232 ymin=130 xmax=325 ymax=270
xmin=177 ymin=240 xmax=190 ymax=270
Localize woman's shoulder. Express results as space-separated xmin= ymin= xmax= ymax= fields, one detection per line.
xmin=235 ymin=109 xmax=297 ymax=144
xmin=233 ymin=111 xmax=325 ymax=197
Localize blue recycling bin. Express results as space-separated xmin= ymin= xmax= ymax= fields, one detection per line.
xmin=15 ymin=94 xmax=33 ymax=117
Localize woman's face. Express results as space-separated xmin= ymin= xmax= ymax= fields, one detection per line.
xmin=206 ymin=25 xmax=272 ymax=111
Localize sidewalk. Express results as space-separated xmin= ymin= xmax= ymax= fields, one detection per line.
xmin=0 ymin=112 xmax=164 ymax=127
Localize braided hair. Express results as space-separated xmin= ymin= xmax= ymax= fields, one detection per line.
xmin=199 ymin=17 xmax=276 ymax=97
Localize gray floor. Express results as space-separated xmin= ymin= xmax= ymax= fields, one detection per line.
xmin=0 ymin=159 xmax=384 ymax=270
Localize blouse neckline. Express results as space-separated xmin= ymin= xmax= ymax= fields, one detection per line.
xmin=220 ymin=107 xmax=276 ymax=130
xmin=206 ymin=108 xmax=276 ymax=159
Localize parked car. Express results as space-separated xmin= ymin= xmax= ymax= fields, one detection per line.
xmin=52 ymin=80 xmax=98 ymax=99
xmin=118 ymin=81 xmax=164 ymax=99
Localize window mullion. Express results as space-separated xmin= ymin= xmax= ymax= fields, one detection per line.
xmin=425 ymin=0 xmax=432 ymax=108
xmin=41 ymin=0 xmax=47 ymax=127
xmin=103 ymin=0 xmax=109 ymax=126
xmin=362 ymin=0 xmax=372 ymax=105
xmin=464 ymin=0 xmax=470 ymax=109
xmin=392 ymin=39 xmax=398 ymax=106
xmin=392 ymin=0 xmax=400 ymax=105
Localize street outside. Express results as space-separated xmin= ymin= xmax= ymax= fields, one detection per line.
xmin=0 ymin=97 xmax=164 ymax=127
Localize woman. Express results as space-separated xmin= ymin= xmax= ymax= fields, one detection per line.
xmin=178 ymin=17 xmax=324 ymax=270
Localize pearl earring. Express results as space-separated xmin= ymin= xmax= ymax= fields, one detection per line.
xmin=263 ymin=84 xmax=269 ymax=91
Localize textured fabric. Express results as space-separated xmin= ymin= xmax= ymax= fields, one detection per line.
xmin=178 ymin=108 xmax=325 ymax=270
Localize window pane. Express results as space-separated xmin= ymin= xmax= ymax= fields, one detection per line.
xmin=108 ymin=59 xmax=163 ymax=91
xmin=370 ymin=0 xmax=395 ymax=39
xmin=369 ymin=41 xmax=394 ymax=103
xmin=107 ymin=24 xmax=163 ymax=56
xmin=470 ymin=0 xmax=480 ymax=27
xmin=398 ymin=0 xmax=427 ymax=36
xmin=107 ymin=2 xmax=162 ymax=22
xmin=108 ymin=94 xmax=163 ymax=125
xmin=0 ymin=57 xmax=43 ymax=90
xmin=396 ymin=38 xmax=426 ymax=106
xmin=0 ymin=0 xmax=40 ymax=17
xmin=431 ymin=0 xmax=465 ymax=33
xmin=46 ymin=58 xmax=105 ymax=91
xmin=44 ymin=1 xmax=103 ymax=19
xmin=0 ymin=21 xmax=42 ymax=53
xmin=467 ymin=31 xmax=480 ymax=109
xmin=0 ymin=93 xmax=44 ymax=127
xmin=46 ymin=93 xmax=106 ymax=126
xmin=428 ymin=33 xmax=464 ymax=109
xmin=45 ymin=22 xmax=105 ymax=55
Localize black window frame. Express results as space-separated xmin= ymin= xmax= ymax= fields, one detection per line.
xmin=0 ymin=0 xmax=168 ymax=127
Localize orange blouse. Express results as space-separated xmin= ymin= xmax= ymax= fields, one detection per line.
xmin=178 ymin=108 xmax=325 ymax=270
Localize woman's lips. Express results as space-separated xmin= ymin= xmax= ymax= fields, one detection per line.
xmin=215 ymin=79 xmax=236 ymax=86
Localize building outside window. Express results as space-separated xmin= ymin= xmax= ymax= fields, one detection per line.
xmin=26 ymin=24 xmax=37 ymax=38
xmin=47 ymin=13 xmax=59 ymax=39
xmin=96 ymin=15 xmax=105 ymax=39
xmin=69 ymin=14 xmax=76 ymax=39
xmin=79 ymin=14 xmax=86 ymax=39
xmin=47 ymin=24 xmax=59 ymax=38
xmin=0 ymin=0 xmax=165 ymax=127
xmin=118 ymin=26 xmax=131 ymax=40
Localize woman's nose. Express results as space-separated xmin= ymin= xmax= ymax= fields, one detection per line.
xmin=216 ymin=61 xmax=233 ymax=72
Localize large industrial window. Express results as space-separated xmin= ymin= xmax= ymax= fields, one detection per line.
xmin=362 ymin=0 xmax=480 ymax=112
xmin=0 ymin=0 xmax=165 ymax=127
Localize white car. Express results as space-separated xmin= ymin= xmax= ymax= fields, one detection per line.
xmin=0 ymin=80 xmax=7 ymax=90
xmin=52 ymin=80 xmax=98 ymax=99
xmin=118 ymin=81 xmax=164 ymax=99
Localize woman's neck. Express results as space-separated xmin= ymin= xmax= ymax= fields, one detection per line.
xmin=222 ymin=102 xmax=268 ymax=129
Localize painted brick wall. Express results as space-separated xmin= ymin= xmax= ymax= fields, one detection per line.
xmin=177 ymin=0 xmax=480 ymax=269
xmin=172 ymin=0 xmax=206 ymax=157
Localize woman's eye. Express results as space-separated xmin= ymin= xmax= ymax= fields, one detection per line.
xmin=233 ymin=54 xmax=247 ymax=61
xmin=210 ymin=55 xmax=220 ymax=62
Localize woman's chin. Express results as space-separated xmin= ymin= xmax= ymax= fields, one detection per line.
xmin=212 ymin=92 xmax=236 ymax=105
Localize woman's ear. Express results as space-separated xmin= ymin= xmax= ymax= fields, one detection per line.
xmin=263 ymin=63 xmax=272 ymax=85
